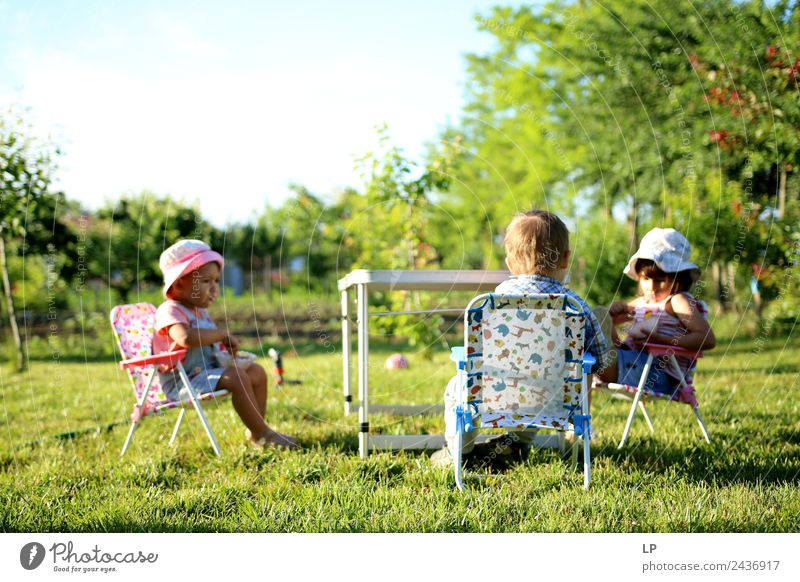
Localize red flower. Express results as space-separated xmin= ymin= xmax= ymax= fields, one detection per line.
xmin=709 ymin=130 xmax=727 ymax=143
xmin=767 ymin=45 xmax=783 ymax=67
xmin=709 ymin=130 xmax=735 ymax=149
xmin=789 ymin=59 xmax=800 ymax=80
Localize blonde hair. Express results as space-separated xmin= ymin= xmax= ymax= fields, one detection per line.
xmin=504 ymin=210 xmax=569 ymax=275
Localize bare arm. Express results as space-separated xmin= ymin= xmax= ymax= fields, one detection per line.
xmin=608 ymin=300 xmax=631 ymax=323
xmin=653 ymin=293 xmax=715 ymax=352
xmin=167 ymin=324 xmax=240 ymax=354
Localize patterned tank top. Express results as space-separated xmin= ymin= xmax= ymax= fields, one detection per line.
xmin=627 ymin=292 xmax=709 ymax=380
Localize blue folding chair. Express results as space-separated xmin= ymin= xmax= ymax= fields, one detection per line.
xmin=451 ymin=294 xmax=596 ymax=489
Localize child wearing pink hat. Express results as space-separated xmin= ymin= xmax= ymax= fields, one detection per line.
xmin=597 ymin=228 xmax=716 ymax=394
xmin=154 ymin=239 xmax=297 ymax=449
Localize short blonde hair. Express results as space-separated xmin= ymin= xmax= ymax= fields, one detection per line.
xmin=504 ymin=210 xmax=569 ymax=275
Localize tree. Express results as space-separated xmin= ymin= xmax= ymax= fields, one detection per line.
xmin=343 ymin=127 xmax=460 ymax=356
xmin=88 ymin=192 xmax=219 ymax=302
xmin=0 ymin=109 xmax=69 ymax=371
xmin=443 ymin=0 xmax=799 ymax=311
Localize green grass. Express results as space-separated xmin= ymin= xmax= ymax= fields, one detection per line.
xmin=1 ymin=320 xmax=799 ymax=532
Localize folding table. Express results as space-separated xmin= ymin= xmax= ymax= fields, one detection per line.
xmin=338 ymin=269 xmax=515 ymax=458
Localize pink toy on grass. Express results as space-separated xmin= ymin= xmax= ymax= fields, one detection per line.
xmin=385 ymin=353 xmax=409 ymax=370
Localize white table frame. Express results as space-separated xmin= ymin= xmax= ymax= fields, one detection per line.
xmin=338 ymin=269 xmax=516 ymax=458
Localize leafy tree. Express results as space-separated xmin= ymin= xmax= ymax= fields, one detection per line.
xmin=343 ymin=127 xmax=460 ymax=357
xmin=0 ymin=109 xmax=73 ymax=371
xmin=268 ymin=184 xmax=351 ymax=293
xmin=88 ymin=191 xmax=219 ymax=302
xmin=444 ymin=0 xmax=799 ymax=313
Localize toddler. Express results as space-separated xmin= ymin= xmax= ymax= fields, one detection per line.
xmin=154 ymin=239 xmax=297 ymax=449
xmin=432 ymin=210 xmax=612 ymax=467
xmin=599 ymin=228 xmax=716 ymax=393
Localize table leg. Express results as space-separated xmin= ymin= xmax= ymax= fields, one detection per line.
xmin=341 ymin=289 xmax=352 ymax=416
xmin=357 ymin=283 xmax=369 ymax=458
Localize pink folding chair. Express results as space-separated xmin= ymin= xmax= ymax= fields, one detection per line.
xmin=110 ymin=303 xmax=230 ymax=456
xmin=592 ymin=343 xmax=711 ymax=448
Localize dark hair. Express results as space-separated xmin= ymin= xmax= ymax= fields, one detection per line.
xmin=635 ymin=259 xmax=694 ymax=293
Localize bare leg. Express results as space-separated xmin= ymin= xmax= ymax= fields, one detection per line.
xmin=242 ymin=363 xmax=298 ymax=449
xmin=246 ymin=363 xmax=268 ymax=418
xmin=217 ymin=367 xmax=267 ymax=436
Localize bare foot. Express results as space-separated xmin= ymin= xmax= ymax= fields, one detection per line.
xmin=248 ymin=428 xmax=299 ymax=450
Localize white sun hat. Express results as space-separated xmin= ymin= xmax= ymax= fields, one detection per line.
xmin=623 ymin=228 xmax=700 ymax=282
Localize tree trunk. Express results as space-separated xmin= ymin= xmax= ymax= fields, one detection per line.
xmin=0 ymin=237 xmax=26 ymax=371
xmin=778 ymin=168 xmax=787 ymax=219
xmin=726 ymin=262 xmax=739 ymax=313
xmin=628 ymin=197 xmax=639 ymax=250
xmin=711 ymin=261 xmax=727 ymax=313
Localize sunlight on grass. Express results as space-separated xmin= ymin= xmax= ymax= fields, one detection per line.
xmin=1 ymin=320 xmax=799 ymax=532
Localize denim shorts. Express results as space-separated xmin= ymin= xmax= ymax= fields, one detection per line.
xmin=616 ymin=348 xmax=677 ymax=395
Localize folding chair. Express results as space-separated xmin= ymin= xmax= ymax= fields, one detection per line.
xmin=451 ymin=293 xmax=596 ymax=490
xmin=110 ymin=303 xmax=230 ymax=457
xmin=592 ymin=343 xmax=711 ymax=448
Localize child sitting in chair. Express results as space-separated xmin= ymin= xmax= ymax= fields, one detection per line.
xmin=154 ymin=239 xmax=297 ymax=449
xmin=431 ymin=210 xmax=612 ymax=467
xmin=597 ymin=228 xmax=716 ymax=394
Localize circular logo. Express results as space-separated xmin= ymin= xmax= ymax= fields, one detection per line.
xmin=20 ymin=542 xmax=46 ymax=570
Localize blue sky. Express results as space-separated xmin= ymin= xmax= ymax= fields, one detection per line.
xmin=1 ymin=0 xmax=531 ymax=226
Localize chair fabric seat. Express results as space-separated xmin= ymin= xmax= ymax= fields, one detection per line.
xmin=153 ymin=389 xmax=230 ymax=413
xmin=478 ymin=411 xmax=571 ymax=431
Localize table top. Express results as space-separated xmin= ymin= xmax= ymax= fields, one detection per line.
xmin=337 ymin=269 xmax=511 ymax=291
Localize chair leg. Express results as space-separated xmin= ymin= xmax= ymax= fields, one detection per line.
xmin=580 ymin=372 xmax=591 ymax=488
xmin=169 ymin=409 xmax=186 ymax=446
xmin=583 ymin=432 xmax=591 ymax=489
xmin=121 ymin=366 xmax=157 ymax=457
xmin=176 ymin=364 xmax=222 ymax=456
xmin=639 ymin=401 xmax=655 ymax=434
xmin=619 ymin=355 xmax=654 ymax=449
xmin=619 ymin=390 xmax=644 ymax=449
xmin=454 ymin=429 xmax=465 ymax=491
xmin=667 ymin=355 xmax=711 ymax=444
xmin=694 ymin=407 xmax=712 ymax=443
xmin=571 ymin=433 xmax=580 ymax=471
xmin=121 ymin=423 xmax=138 ymax=456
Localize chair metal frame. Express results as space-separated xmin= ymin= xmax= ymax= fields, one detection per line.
xmin=111 ymin=303 xmax=230 ymax=457
xmin=593 ymin=343 xmax=711 ymax=448
xmin=452 ymin=293 xmax=596 ymax=490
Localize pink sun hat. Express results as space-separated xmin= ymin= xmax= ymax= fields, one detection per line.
xmin=160 ymin=240 xmax=224 ymax=299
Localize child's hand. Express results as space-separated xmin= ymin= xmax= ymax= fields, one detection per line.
xmin=223 ymin=334 xmax=240 ymax=356
xmin=609 ymin=301 xmax=632 ymax=324
xmin=628 ymin=318 xmax=660 ymax=348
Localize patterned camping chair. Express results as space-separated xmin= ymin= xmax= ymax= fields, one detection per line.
xmin=592 ymin=344 xmax=711 ymax=448
xmin=110 ymin=303 xmax=230 ymax=456
xmin=452 ymin=293 xmax=596 ymax=490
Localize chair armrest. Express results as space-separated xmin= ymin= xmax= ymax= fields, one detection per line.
xmin=643 ymin=343 xmax=702 ymax=359
xmin=120 ymin=349 xmax=188 ymax=369
xmin=450 ymin=346 xmax=466 ymax=370
xmin=581 ymin=353 xmax=597 ymax=375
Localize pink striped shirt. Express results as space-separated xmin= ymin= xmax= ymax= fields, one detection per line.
xmin=625 ymin=292 xmax=708 ymax=381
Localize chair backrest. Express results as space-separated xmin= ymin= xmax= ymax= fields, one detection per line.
xmin=110 ymin=303 xmax=170 ymax=405
xmin=463 ymin=294 xmax=586 ymax=431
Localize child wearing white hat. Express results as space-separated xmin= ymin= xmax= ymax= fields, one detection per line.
xmin=154 ymin=239 xmax=297 ymax=449
xmin=596 ymin=228 xmax=716 ymax=393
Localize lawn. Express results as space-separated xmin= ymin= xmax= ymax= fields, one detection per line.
xmin=1 ymin=315 xmax=799 ymax=532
